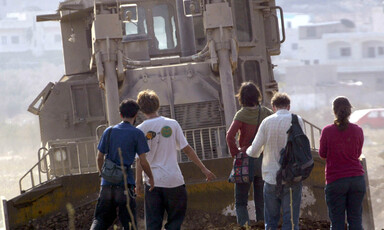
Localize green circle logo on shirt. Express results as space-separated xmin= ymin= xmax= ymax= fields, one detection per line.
xmin=161 ymin=126 xmax=172 ymax=138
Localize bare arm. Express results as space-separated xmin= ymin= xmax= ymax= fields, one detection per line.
xmin=135 ymin=158 xmax=144 ymax=195
xmin=182 ymin=145 xmax=216 ymax=181
xmin=96 ymin=151 xmax=105 ymax=175
xmin=138 ymin=154 xmax=154 ymax=191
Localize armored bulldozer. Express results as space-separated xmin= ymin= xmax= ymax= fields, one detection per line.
xmin=0 ymin=0 xmax=374 ymax=229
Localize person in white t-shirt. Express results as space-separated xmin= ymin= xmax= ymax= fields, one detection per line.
xmin=135 ymin=89 xmax=216 ymax=230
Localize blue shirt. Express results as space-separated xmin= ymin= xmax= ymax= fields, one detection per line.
xmin=98 ymin=121 xmax=149 ymax=186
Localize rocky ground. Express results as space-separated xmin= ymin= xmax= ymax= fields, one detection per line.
xmin=13 ymin=192 xmax=333 ymax=230
xmin=17 ymin=200 xmax=331 ymax=230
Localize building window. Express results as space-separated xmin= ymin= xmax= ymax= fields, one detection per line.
xmin=1 ymin=36 xmax=6 ymax=45
xmin=378 ymin=47 xmax=384 ymax=55
xmin=11 ymin=36 xmax=19 ymax=44
xmin=287 ymin=21 xmax=292 ymax=29
xmin=362 ymin=41 xmax=384 ymax=58
xmin=306 ymin=27 xmax=316 ymax=38
xmin=328 ymin=41 xmax=352 ymax=59
xmin=376 ymin=78 xmax=384 ymax=90
xmin=340 ymin=47 xmax=351 ymax=57
xmin=367 ymin=47 xmax=375 ymax=58
xmin=291 ymin=43 xmax=298 ymax=50
xmin=304 ymin=60 xmax=310 ymax=65
xmin=314 ymin=59 xmax=319 ymax=64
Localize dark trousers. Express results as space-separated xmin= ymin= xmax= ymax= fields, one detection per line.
xmin=325 ymin=176 xmax=366 ymax=230
xmin=235 ymin=176 xmax=264 ymax=225
xmin=90 ymin=185 xmax=136 ymax=230
xmin=144 ymin=184 xmax=187 ymax=230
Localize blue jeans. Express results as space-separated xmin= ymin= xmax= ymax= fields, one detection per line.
xmin=264 ymin=182 xmax=302 ymax=230
xmin=235 ymin=176 xmax=264 ymax=225
xmin=90 ymin=185 xmax=136 ymax=230
xmin=325 ymin=176 xmax=366 ymax=230
xmin=145 ymin=184 xmax=187 ymax=230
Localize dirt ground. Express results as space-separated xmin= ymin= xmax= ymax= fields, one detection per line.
xmin=17 ymin=201 xmax=331 ymax=230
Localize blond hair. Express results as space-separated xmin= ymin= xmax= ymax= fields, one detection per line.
xmin=137 ymin=89 xmax=160 ymax=114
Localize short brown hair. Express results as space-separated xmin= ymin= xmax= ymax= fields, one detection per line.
xmin=137 ymin=89 xmax=160 ymax=114
xmin=271 ymin=92 xmax=290 ymax=108
xmin=235 ymin=82 xmax=262 ymax=107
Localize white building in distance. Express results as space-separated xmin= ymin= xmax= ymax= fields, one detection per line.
xmin=0 ymin=12 xmax=62 ymax=56
xmin=273 ymin=7 xmax=384 ymax=110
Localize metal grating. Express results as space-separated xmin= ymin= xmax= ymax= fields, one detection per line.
xmin=181 ymin=126 xmax=228 ymax=162
xmin=174 ymin=100 xmax=224 ymax=130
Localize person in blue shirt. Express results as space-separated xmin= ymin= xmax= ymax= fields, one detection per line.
xmin=90 ymin=99 xmax=154 ymax=230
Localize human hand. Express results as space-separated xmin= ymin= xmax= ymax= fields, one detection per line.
xmin=148 ymin=177 xmax=155 ymax=191
xmin=202 ymin=168 xmax=216 ymax=182
xmin=240 ymin=146 xmax=248 ymax=153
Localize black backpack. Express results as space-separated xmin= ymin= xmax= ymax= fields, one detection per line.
xmin=276 ymin=114 xmax=314 ymax=192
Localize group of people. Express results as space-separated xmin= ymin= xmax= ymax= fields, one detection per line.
xmin=227 ymin=82 xmax=366 ymax=230
xmin=90 ymin=89 xmax=216 ymax=230
xmin=90 ymin=82 xmax=366 ymax=230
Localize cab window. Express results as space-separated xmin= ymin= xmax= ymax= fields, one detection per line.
xmin=233 ymin=0 xmax=252 ymax=42
xmin=124 ymin=7 xmax=147 ymax=36
xmin=152 ymin=4 xmax=178 ymax=50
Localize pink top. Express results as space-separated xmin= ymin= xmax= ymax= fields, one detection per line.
xmin=319 ymin=123 xmax=365 ymax=184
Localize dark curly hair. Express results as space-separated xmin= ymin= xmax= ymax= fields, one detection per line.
xmin=119 ymin=99 xmax=140 ymax=118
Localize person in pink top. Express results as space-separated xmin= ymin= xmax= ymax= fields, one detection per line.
xmin=226 ymin=82 xmax=273 ymax=227
xmin=319 ymin=96 xmax=365 ymax=230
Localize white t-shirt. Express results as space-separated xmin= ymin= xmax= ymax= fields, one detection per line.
xmin=137 ymin=116 xmax=188 ymax=188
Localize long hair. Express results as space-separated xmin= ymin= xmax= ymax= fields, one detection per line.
xmin=235 ymin=82 xmax=262 ymax=107
xmin=333 ymin=96 xmax=352 ymax=131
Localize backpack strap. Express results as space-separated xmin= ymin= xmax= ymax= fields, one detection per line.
xmin=106 ymin=127 xmax=113 ymax=155
xmin=291 ymin=114 xmax=299 ymax=124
